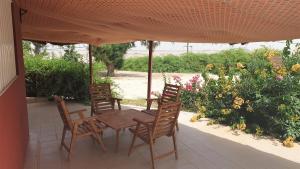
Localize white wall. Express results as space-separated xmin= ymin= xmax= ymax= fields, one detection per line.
xmin=0 ymin=0 xmax=16 ymax=94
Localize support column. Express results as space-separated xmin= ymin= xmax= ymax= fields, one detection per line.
xmin=146 ymin=41 xmax=153 ymax=110
xmin=88 ymin=44 xmax=93 ymax=85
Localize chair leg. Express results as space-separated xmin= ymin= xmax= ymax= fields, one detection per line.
xmin=172 ymin=134 xmax=178 ymax=160
xmin=94 ymin=132 xmax=106 ymax=152
xmin=128 ymin=132 xmax=137 ymax=156
xmin=149 ymin=138 xmax=155 ymax=169
xmin=61 ymin=127 xmax=67 ymax=148
xmin=68 ymin=133 xmax=77 ymax=159
xmin=100 ymin=131 xmax=104 ymax=139
xmin=115 ymin=130 xmax=120 ymax=153
xmin=175 ymin=121 xmax=179 ymax=131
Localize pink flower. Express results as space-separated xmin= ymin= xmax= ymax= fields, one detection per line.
xmin=172 ymin=75 xmax=182 ymax=84
xmin=189 ymin=75 xmax=200 ymax=84
xmin=276 ymin=75 xmax=283 ymax=81
xmin=184 ymin=83 xmax=193 ymax=91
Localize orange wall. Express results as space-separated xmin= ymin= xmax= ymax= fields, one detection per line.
xmin=0 ymin=3 xmax=29 ymax=169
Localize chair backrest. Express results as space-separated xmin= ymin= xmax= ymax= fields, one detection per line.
xmin=53 ymin=96 xmax=73 ymax=129
xmin=152 ymin=102 xmax=181 ymax=139
xmin=160 ymin=84 xmax=181 ymax=104
xmin=90 ymin=83 xmax=114 ymax=113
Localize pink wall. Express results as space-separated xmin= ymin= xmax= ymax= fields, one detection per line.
xmin=0 ymin=3 xmax=29 ymax=169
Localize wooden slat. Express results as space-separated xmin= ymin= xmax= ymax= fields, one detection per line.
xmin=90 ymin=83 xmax=115 ymax=114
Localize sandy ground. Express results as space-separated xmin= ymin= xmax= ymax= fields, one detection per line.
xmin=112 ymin=71 xmax=197 ymax=99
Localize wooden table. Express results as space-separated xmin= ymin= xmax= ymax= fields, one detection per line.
xmin=96 ymin=109 xmax=154 ymax=152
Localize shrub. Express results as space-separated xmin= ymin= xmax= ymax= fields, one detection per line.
xmin=122 ymin=48 xmax=252 ymax=73
xmin=198 ymin=49 xmax=300 ymax=144
xmin=168 ymin=46 xmax=300 ymax=145
xmin=25 ymin=57 xmax=108 ymax=101
xmin=25 ymin=57 xmax=88 ymax=100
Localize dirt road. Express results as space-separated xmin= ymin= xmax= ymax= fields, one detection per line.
xmin=111 ymin=71 xmax=197 ymax=99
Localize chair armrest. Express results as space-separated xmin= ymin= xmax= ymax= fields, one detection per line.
xmin=73 ymin=119 xmax=84 ymax=126
xmin=146 ymin=98 xmax=159 ymax=102
xmin=69 ymin=109 xmax=87 ymax=119
xmin=112 ymin=97 xmax=122 ymax=101
xmin=69 ymin=109 xmax=87 ymax=114
xmin=146 ymin=98 xmax=160 ymax=110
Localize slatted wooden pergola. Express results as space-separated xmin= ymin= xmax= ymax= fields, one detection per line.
xmin=17 ymin=0 xmax=300 ymax=108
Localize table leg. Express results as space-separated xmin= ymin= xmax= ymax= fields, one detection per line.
xmin=115 ymin=129 xmax=120 ymax=152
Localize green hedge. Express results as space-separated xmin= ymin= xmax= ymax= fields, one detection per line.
xmin=25 ymin=57 xmax=107 ymax=101
xmin=122 ymin=48 xmax=252 ymax=73
xmin=25 ymin=57 xmax=88 ymax=100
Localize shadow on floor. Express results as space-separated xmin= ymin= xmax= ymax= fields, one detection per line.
xmin=24 ymin=101 xmax=300 ymax=169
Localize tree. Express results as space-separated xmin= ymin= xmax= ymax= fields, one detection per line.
xmin=283 ymin=40 xmax=292 ymax=58
xmin=92 ymin=43 xmax=134 ymax=76
xmin=140 ymin=40 xmax=160 ymax=50
xmin=22 ymin=41 xmax=32 ymax=57
xmin=62 ymin=45 xmax=82 ymax=62
xmin=32 ymin=42 xmax=47 ymax=55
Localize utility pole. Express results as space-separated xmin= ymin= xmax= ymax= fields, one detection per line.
xmin=184 ymin=42 xmax=192 ymax=54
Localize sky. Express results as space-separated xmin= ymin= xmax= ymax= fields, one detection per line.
xmin=45 ymin=40 xmax=300 ymax=58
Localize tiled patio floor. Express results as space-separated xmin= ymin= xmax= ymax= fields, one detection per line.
xmin=25 ymin=102 xmax=300 ymax=169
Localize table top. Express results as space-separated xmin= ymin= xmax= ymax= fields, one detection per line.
xmin=95 ymin=109 xmax=154 ymax=130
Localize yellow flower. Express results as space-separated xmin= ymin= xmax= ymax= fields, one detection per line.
xmin=198 ymin=106 xmax=206 ymax=113
xmin=223 ymin=84 xmax=232 ymax=92
xmin=265 ymin=50 xmax=278 ymax=60
xmin=255 ymin=127 xmax=263 ymax=136
xmin=196 ymin=106 xmax=206 ymax=119
xmin=233 ymin=104 xmax=241 ymax=109
xmin=207 ymin=120 xmax=217 ymax=126
xmin=236 ymin=62 xmax=245 ymax=69
xmin=291 ymin=115 xmax=300 ymax=122
xmin=215 ymin=93 xmax=223 ymax=99
xmin=237 ymin=122 xmax=246 ymax=131
xmin=221 ymin=108 xmax=231 ymax=115
xmin=246 ymin=106 xmax=254 ymax=112
xmin=291 ymin=63 xmax=300 ymax=73
xmin=276 ymin=67 xmax=287 ymax=76
xmin=283 ymin=136 xmax=294 ymax=148
xmin=190 ymin=115 xmax=198 ymax=122
xmin=232 ymin=91 xmax=238 ymax=97
xmin=233 ymin=96 xmax=244 ymax=109
xmin=206 ymin=64 xmax=214 ymax=71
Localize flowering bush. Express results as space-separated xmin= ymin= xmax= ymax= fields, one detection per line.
xmin=172 ymin=43 xmax=300 ymax=147
xmin=195 ymin=46 xmax=300 ymax=147
xmin=172 ymin=74 xmax=204 ymax=111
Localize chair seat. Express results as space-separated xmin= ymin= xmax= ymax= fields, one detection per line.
xmin=141 ymin=109 xmax=157 ymax=116
xmin=77 ymin=122 xmax=94 ymax=135
xmin=76 ymin=120 xmax=104 ymax=133
xmin=129 ymin=125 xmax=153 ymax=143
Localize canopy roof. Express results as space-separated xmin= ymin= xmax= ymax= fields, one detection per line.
xmin=18 ymin=0 xmax=300 ymax=45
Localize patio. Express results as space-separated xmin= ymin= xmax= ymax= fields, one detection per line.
xmin=24 ymin=101 xmax=300 ymax=169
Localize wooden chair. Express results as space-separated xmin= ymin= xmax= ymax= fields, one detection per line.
xmin=54 ymin=96 xmax=106 ymax=159
xmin=128 ymin=102 xmax=181 ymax=169
xmin=143 ymin=83 xmax=181 ymax=130
xmin=90 ymin=83 xmax=122 ymax=116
